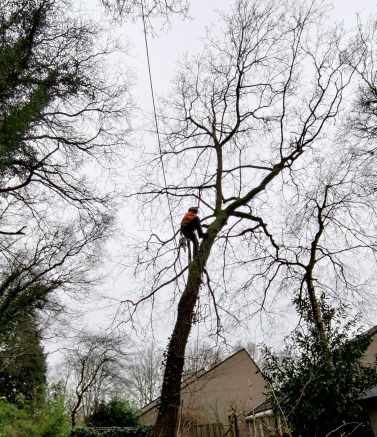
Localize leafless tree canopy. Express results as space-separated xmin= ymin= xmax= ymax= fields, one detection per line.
xmin=59 ymin=333 xmax=129 ymax=427
xmin=130 ymin=0 xmax=360 ymax=328
xmin=126 ymin=344 xmax=163 ymax=407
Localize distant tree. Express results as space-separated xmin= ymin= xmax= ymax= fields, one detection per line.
xmin=85 ymin=397 xmax=139 ymax=428
xmin=126 ymin=341 xmax=224 ymax=408
xmin=183 ymin=341 xmax=225 ymax=374
xmin=346 ymin=16 xmax=377 ymax=145
xmin=100 ymin=0 xmax=189 ymax=23
xmin=63 ymin=333 xmax=129 ymax=428
xmin=262 ymin=301 xmax=377 ymax=437
xmin=127 ymin=344 xmax=163 ymax=408
xmin=231 ymin=341 xmax=264 ymax=366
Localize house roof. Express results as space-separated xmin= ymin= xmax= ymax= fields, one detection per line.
xmin=245 ymin=397 xmax=272 ymax=417
xmin=139 ymin=348 xmax=261 ymax=417
xmin=365 ymin=325 xmax=377 ymax=337
xmin=359 ymin=385 xmax=377 ymax=402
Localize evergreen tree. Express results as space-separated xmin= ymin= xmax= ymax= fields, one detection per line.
xmin=85 ymin=398 xmax=139 ymax=428
xmin=0 ymin=309 xmax=46 ymax=403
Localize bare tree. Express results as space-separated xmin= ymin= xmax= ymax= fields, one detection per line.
xmin=126 ymin=340 xmax=228 ymax=409
xmin=118 ymin=0 xmax=359 ymax=434
xmin=126 ymin=344 xmax=163 ymax=407
xmin=346 ymin=15 xmax=377 ymax=145
xmin=61 ymin=333 xmax=129 ymax=428
xmin=184 ymin=341 xmax=225 ymax=374
xmin=231 ymin=341 xmax=264 ymax=366
xmin=255 ymin=147 xmax=377 ymax=366
xmin=0 ymin=213 xmax=112 ymax=327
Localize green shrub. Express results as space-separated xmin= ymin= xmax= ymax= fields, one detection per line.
xmin=101 ymin=426 xmax=153 ymax=437
xmin=39 ymin=389 xmax=71 ymax=437
xmin=263 ymin=303 xmax=377 ymax=437
xmin=86 ymin=399 xmax=139 ymax=428
xmin=0 ymin=389 xmax=70 ymax=437
xmin=0 ymin=400 xmax=26 ymax=436
xmin=72 ymin=426 xmax=152 ymax=437
xmin=0 ymin=399 xmax=20 ymax=424
xmin=72 ymin=428 xmax=100 ymax=437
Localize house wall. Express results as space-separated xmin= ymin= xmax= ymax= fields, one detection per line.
xmin=139 ymin=349 xmax=266 ymax=436
xmin=138 ymin=405 xmax=158 ymax=427
xmin=179 ymin=349 xmax=265 ymax=424
xmin=363 ymin=328 xmax=377 ymax=366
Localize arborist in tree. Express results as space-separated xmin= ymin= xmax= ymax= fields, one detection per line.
xmin=180 ymin=206 xmax=208 ymax=258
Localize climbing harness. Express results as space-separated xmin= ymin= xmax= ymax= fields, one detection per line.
xmin=178 ymin=235 xmax=187 ymax=252
xmin=178 ymin=185 xmax=204 ymax=263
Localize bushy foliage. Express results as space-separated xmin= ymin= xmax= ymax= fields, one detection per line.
xmin=101 ymin=426 xmax=153 ymax=437
xmin=72 ymin=428 xmax=100 ymax=437
xmin=73 ymin=426 xmax=153 ymax=437
xmin=262 ymin=301 xmax=377 ymax=437
xmin=0 ymin=387 xmax=70 ymax=437
xmin=86 ymin=398 xmax=139 ymax=428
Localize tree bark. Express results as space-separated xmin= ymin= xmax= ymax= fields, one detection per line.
xmin=152 ymin=220 xmax=225 ymax=437
xmin=305 ymin=270 xmax=332 ymax=366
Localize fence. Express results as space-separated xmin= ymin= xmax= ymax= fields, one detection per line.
xmin=193 ymin=419 xmax=239 ymax=437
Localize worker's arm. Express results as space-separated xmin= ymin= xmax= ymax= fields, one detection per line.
xmin=193 ymin=216 xmax=207 ymax=239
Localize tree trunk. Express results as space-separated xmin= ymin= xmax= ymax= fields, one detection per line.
xmin=152 ymin=230 xmax=221 ymax=436
xmin=71 ymin=395 xmax=81 ymax=429
xmin=305 ymin=270 xmax=333 ymax=368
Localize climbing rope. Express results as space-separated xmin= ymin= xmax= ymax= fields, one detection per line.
xmin=140 ymin=1 xmax=188 ymax=284
xmin=140 ymin=1 xmax=175 ymax=234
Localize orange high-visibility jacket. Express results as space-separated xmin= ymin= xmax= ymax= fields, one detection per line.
xmin=181 ymin=211 xmax=196 ymax=227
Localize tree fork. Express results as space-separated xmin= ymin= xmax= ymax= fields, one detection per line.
xmin=304 ymin=186 xmax=334 ymax=368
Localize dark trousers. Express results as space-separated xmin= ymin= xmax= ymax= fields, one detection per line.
xmin=181 ymin=228 xmax=199 ymax=257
